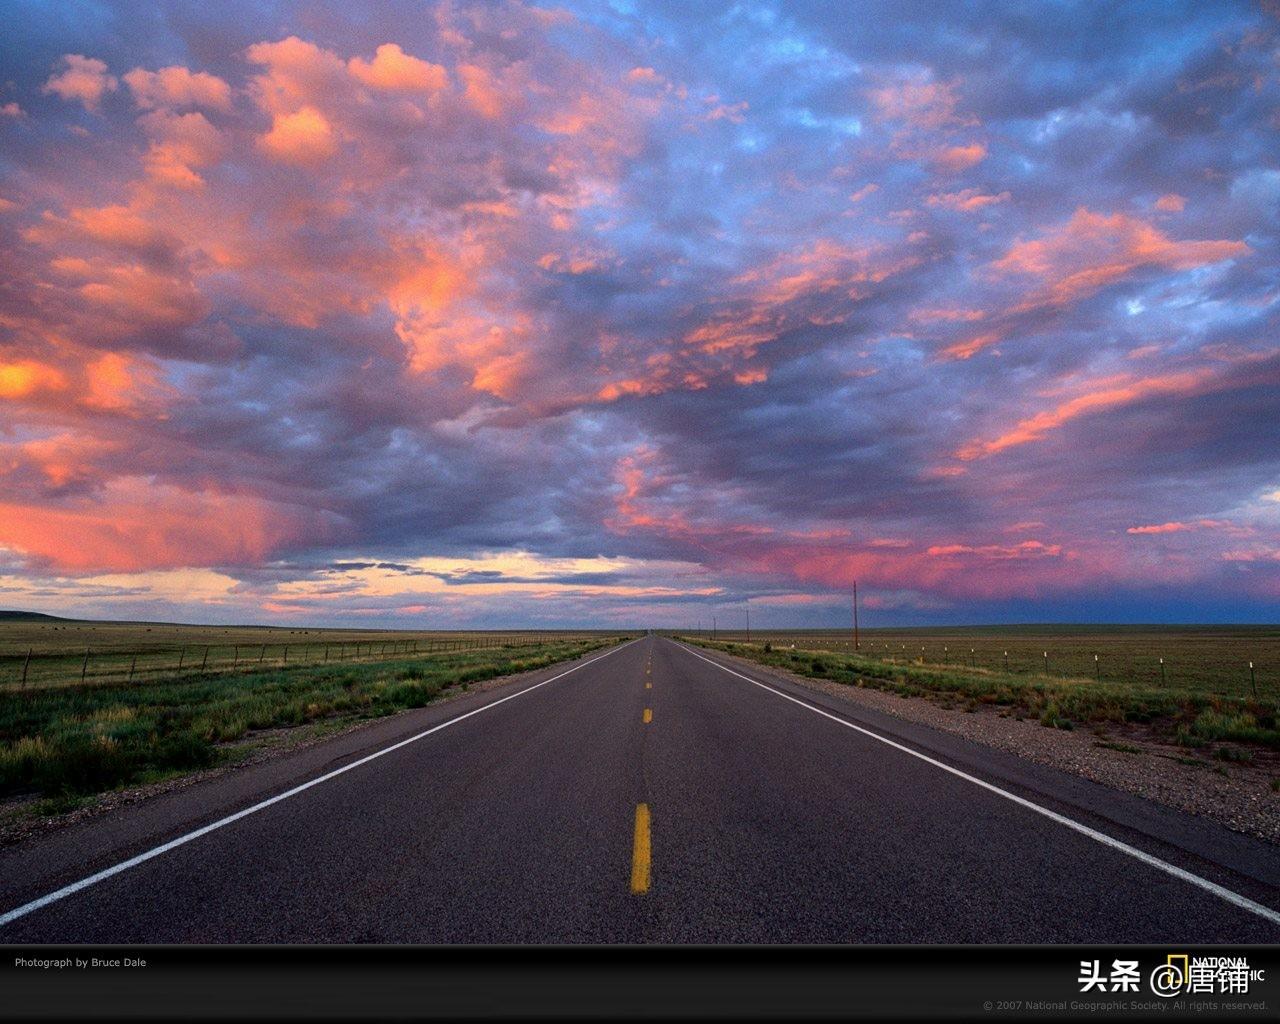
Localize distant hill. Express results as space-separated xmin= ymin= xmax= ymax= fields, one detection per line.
xmin=0 ymin=610 xmax=73 ymax=622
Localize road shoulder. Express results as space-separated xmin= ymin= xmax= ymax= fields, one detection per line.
xmin=674 ymin=640 xmax=1280 ymax=898
xmin=0 ymin=642 xmax=628 ymax=912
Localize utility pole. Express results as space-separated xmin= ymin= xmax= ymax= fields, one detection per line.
xmin=746 ymin=605 xmax=750 ymax=643
xmin=852 ymin=581 xmax=860 ymax=651
xmin=713 ymin=615 xmax=716 ymax=640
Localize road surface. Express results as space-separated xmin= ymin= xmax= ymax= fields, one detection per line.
xmin=1 ymin=635 xmax=1278 ymax=942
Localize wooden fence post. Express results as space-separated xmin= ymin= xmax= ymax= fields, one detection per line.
xmin=128 ymin=655 xmax=137 ymax=683
xmin=202 ymin=645 xmax=210 ymax=671
xmin=22 ymin=647 xmax=32 ymax=689
xmin=82 ymin=647 xmax=90 ymax=683
xmin=177 ymin=648 xmax=185 ymax=672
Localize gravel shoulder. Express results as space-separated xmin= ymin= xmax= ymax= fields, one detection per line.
xmin=709 ymin=646 xmax=1280 ymax=845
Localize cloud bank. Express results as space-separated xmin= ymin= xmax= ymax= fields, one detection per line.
xmin=0 ymin=0 xmax=1277 ymax=626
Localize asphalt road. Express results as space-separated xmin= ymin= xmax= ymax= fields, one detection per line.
xmin=2 ymin=635 xmax=1279 ymax=942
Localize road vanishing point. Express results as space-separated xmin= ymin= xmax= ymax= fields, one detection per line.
xmin=1 ymin=636 xmax=1278 ymax=942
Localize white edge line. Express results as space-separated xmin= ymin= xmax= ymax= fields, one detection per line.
xmin=675 ymin=640 xmax=1280 ymax=929
xmin=0 ymin=637 xmax=640 ymax=929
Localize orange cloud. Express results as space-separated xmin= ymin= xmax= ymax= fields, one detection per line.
xmin=348 ymin=44 xmax=447 ymax=92
xmin=0 ymin=360 xmax=67 ymax=399
xmin=258 ymin=106 xmax=337 ymax=164
xmin=1154 ymin=193 xmax=1186 ymax=212
xmin=123 ymin=66 xmax=232 ymax=111
xmin=246 ymin=37 xmax=346 ymax=116
xmin=62 ymin=203 xmax=170 ymax=249
xmin=82 ymin=352 xmax=162 ymax=413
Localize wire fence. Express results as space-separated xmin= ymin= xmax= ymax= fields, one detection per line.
xmin=0 ymin=633 xmax=567 ymax=692
xmin=694 ymin=632 xmax=1274 ymax=700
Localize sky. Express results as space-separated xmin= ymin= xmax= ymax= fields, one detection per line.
xmin=0 ymin=0 xmax=1277 ymax=629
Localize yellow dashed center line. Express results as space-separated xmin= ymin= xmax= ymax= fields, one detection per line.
xmin=643 ymin=707 xmax=652 ymax=723
xmin=630 ymin=803 xmax=651 ymax=894
xmin=645 ymin=681 xmax=652 ymax=689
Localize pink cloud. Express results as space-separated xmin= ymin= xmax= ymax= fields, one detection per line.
xmin=43 ymin=54 xmax=117 ymax=111
xmin=926 ymin=188 xmax=1010 ymax=211
xmin=123 ymin=66 xmax=232 ymax=111
xmin=0 ymin=478 xmax=338 ymax=572
xmin=626 ymin=67 xmax=663 ymax=85
xmin=993 ymin=207 xmax=1248 ymax=308
xmin=955 ymin=367 xmax=1220 ymax=460
xmin=139 ymin=108 xmax=224 ymax=187
xmin=930 ymin=142 xmax=987 ymax=172
xmin=458 ymin=64 xmax=506 ymax=118
xmin=869 ymin=74 xmax=972 ymax=130
xmin=1154 ymin=193 xmax=1186 ymax=212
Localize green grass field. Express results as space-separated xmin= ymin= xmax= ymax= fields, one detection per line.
xmin=689 ymin=625 xmax=1279 ymax=700
xmin=0 ymin=619 xmax=615 ymax=690
xmin=682 ymin=634 xmax=1280 ymax=755
xmin=0 ymin=634 xmax=627 ymax=811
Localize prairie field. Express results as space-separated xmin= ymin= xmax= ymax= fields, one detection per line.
xmin=682 ymin=632 xmax=1280 ymax=759
xmin=693 ymin=625 xmax=1279 ymax=700
xmin=0 ymin=618 xmax=612 ymax=691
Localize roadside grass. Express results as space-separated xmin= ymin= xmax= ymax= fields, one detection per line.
xmin=704 ymin=625 xmax=1277 ymax=700
xmin=0 ymin=638 xmax=620 ymax=803
xmin=684 ymin=637 xmax=1280 ymax=752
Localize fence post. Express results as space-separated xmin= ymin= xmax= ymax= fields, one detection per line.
xmin=21 ymin=647 xmax=32 ymax=689
xmin=284 ymin=645 xmax=289 ymax=664
xmin=233 ymin=645 xmax=239 ymax=667
xmin=128 ymin=655 xmax=137 ymax=683
xmin=260 ymin=645 xmax=266 ymax=664
xmin=324 ymin=644 xmax=329 ymax=663
xmin=1250 ymin=662 xmax=1257 ymax=697
xmin=178 ymin=647 xmax=185 ymax=672
xmin=1159 ymin=658 xmax=1165 ymax=685
xmin=202 ymin=646 xmax=210 ymax=671
xmin=82 ymin=647 xmax=90 ymax=683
